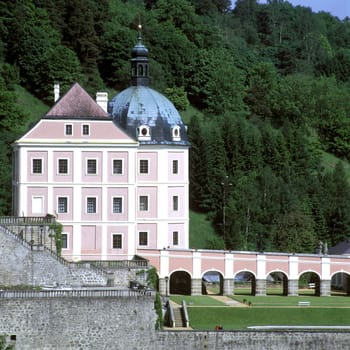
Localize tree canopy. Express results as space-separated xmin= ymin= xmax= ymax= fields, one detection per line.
xmin=1 ymin=0 xmax=350 ymax=253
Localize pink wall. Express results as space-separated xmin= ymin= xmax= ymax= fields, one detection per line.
xmin=81 ymin=187 xmax=102 ymax=221
xmin=168 ymin=152 xmax=185 ymax=181
xmin=24 ymin=120 xmax=132 ymax=140
xmin=81 ymin=151 xmax=102 ymax=182
xmin=27 ymin=187 xmax=48 ymax=216
xmin=53 ymin=187 xmax=73 ymax=220
xmin=137 ymin=152 xmax=158 ymax=181
xmin=81 ymin=225 xmax=102 ymax=259
xmin=298 ymin=256 xmax=322 ymax=276
xmin=168 ymin=187 xmax=185 ymax=217
xmin=136 ymin=187 xmax=157 ymax=218
xmin=106 ymin=187 xmax=128 ymax=221
xmin=53 ymin=151 xmax=73 ymax=182
xmin=168 ymin=223 xmax=185 ymax=248
xmin=137 ymin=223 xmax=157 ymax=248
xmin=107 ymin=151 xmax=129 ymax=183
xmin=106 ymin=225 xmax=129 ymax=257
xmin=265 ymin=255 xmax=289 ymax=276
xmin=27 ymin=151 xmax=48 ymax=182
xmin=169 ymin=251 xmax=193 ymax=274
xmin=234 ymin=253 xmax=257 ymax=274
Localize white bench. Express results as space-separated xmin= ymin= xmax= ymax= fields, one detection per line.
xmin=298 ymin=301 xmax=310 ymax=307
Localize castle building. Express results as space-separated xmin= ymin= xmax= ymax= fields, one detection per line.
xmin=12 ymin=33 xmax=190 ymax=261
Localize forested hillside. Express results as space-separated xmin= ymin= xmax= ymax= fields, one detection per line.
xmin=1 ymin=0 xmax=350 ymax=253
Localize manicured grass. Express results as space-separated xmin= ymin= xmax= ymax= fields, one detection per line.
xmin=231 ymin=295 xmax=350 ymax=307
xmin=170 ymin=295 xmax=226 ymax=306
xmin=187 ymin=307 xmax=350 ymax=330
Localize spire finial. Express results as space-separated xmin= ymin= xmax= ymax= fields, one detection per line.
xmin=138 ymin=16 xmax=142 ymax=42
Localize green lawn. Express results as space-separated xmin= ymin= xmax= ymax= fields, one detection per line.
xmin=188 ymin=307 xmax=350 ymax=330
xmin=171 ymin=295 xmax=350 ymax=330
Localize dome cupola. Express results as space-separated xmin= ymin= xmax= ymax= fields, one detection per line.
xmin=110 ymin=30 xmax=189 ymax=146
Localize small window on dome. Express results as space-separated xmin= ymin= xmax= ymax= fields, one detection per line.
xmin=137 ymin=125 xmax=151 ymax=141
xmin=172 ymin=126 xmax=181 ymax=141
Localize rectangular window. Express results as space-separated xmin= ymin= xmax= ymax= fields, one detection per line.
xmin=173 ymin=231 xmax=179 ymax=246
xmin=113 ymin=159 xmax=123 ymax=174
xmin=58 ymin=159 xmax=68 ymax=174
xmin=65 ymin=124 xmax=72 ymax=135
xmin=82 ymin=124 xmax=90 ymax=135
xmin=58 ymin=197 xmax=68 ymax=213
xmin=139 ymin=196 xmax=148 ymax=211
xmin=172 ymin=160 xmax=178 ymax=174
xmin=87 ymin=197 xmax=97 ymax=213
xmin=113 ymin=197 xmax=123 ymax=213
xmin=112 ymin=234 xmax=122 ymax=249
xmin=139 ymin=159 xmax=149 ymax=174
xmin=173 ymin=196 xmax=179 ymax=211
xmin=139 ymin=231 xmax=148 ymax=246
xmin=32 ymin=159 xmax=42 ymax=174
xmin=61 ymin=233 xmax=68 ymax=249
xmin=87 ymin=159 xmax=97 ymax=174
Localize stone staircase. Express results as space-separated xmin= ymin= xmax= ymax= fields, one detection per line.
xmin=173 ymin=306 xmax=185 ymax=327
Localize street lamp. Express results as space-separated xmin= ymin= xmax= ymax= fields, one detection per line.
xmin=165 ymin=276 xmax=169 ymax=297
xmin=221 ymin=176 xmax=232 ymax=250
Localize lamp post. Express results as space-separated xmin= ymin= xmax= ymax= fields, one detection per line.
xmin=165 ymin=276 xmax=169 ymax=297
xmin=221 ymin=176 xmax=232 ymax=250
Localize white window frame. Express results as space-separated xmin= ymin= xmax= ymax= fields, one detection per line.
xmin=139 ymin=195 xmax=149 ymax=211
xmin=173 ymin=231 xmax=179 ymax=246
xmin=86 ymin=196 xmax=97 ymax=214
xmin=65 ymin=124 xmax=73 ymax=136
xmin=138 ymin=231 xmax=148 ymax=246
xmin=61 ymin=233 xmax=68 ymax=249
xmin=82 ymin=124 xmax=90 ymax=136
xmin=86 ymin=158 xmax=97 ymax=175
xmin=173 ymin=195 xmax=179 ymax=211
xmin=139 ymin=159 xmax=149 ymax=174
xmin=112 ymin=233 xmax=123 ymax=249
xmin=112 ymin=159 xmax=123 ymax=175
xmin=172 ymin=160 xmax=178 ymax=174
xmin=57 ymin=196 xmax=68 ymax=213
xmin=112 ymin=196 xmax=123 ymax=214
xmin=32 ymin=196 xmax=44 ymax=214
xmin=58 ymin=158 xmax=69 ymax=175
xmin=32 ymin=158 xmax=43 ymax=175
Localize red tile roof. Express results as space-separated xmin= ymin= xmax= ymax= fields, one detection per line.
xmin=46 ymin=83 xmax=108 ymax=118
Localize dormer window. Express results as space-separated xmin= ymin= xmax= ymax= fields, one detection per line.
xmin=137 ymin=125 xmax=151 ymax=141
xmin=172 ymin=125 xmax=181 ymax=141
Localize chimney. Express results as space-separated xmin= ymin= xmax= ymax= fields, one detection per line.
xmin=54 ymin=83 xmax=60 ymax=102
xmin=96 ymin=92 xmax=108 ymax=112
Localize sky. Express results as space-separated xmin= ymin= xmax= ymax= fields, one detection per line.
xmin=257 ymin=0 xmax=350 ymax=20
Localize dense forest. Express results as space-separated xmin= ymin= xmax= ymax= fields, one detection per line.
xmin=1 ymin=0 xmax=350 ymax=254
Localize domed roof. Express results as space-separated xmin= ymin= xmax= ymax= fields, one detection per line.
xmin=110 ymin=31 xmax=189 ymax=146
xmin=110 ymin=86 xmax=188 ymax=145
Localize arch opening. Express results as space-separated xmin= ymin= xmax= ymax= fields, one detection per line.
xmin=234 ymin=271 xmax=256 ymax=296
xmin=266 ymin=271 xmax=288 ymax=296
xmin=202 ymin=271 xmax=223 ymax=295
xmin=331 ymin=272 xmax=350 ymax=296
xmin=298 ymin=272 xmax=320 ymax=296
xmin=170 ymin=271 xmax=191 ymax=295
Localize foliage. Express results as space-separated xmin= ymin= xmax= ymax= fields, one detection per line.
xmin=48 ymin=220 xmax=63 ymax=256
xmin=154 ymin=292 xmax=163 ymax=330
xmin=0 ymin=335 xmax=14 ymax=350
xmin=0 ymin=0 xmax=350 ymax=254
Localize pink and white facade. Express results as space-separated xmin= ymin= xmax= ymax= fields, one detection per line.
xmin=12 ymin=35 xmax=190 ymax=262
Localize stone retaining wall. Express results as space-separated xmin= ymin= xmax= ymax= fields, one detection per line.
xmin=0 ymin=226 xmax=107 ymax=287
xmin=1 ymin=296 xmax=350 ymax=349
